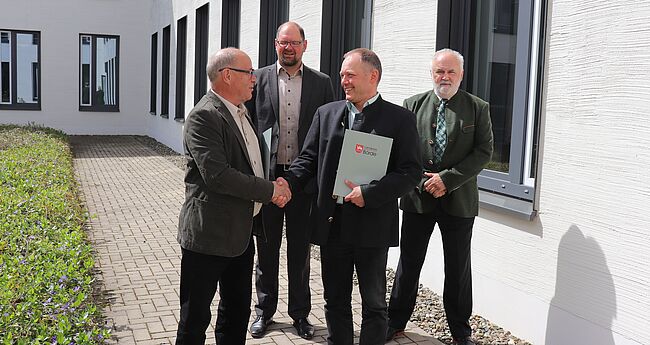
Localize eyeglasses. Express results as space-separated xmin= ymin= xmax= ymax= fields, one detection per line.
xmin=275 ymin=39 xmax=303 ymax=47
xmin=218 ymin=67 xmax=255 ymax=76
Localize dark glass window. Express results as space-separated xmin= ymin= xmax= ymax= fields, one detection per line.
xmin=320 ymin=0 xmax=373 ymax=100
xmin=161 ymin=25 xmax=170 ymax=116
xmin=258 ymin=0 xmax=289 ymax=67
xmin=79 ymin=34 xmax=120 ymax=112
xmin=150 ymin=32 xmax=157 ymax=114
xmin=437 ymin=0 xmax=547 ymax=214
xmin=194 ymin=3 xmax=209 ymax=104
xmin=222 ymin=0 xmax=240 ymax=48
xmin=0 ymin=30 xmax=41 ymax=110
xmin=175 ymin=16 xmax=187 ymax=120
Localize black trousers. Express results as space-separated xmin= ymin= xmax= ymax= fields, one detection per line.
xmin=387 ymin=207 xmax=475 ymax=339
xmin=175 ymin=240 xmax=254 ymax=345
xmin=254 ymin=167 xmax=312 ymax=320
xmin=320 ymin=212 xmax=389 ymax=345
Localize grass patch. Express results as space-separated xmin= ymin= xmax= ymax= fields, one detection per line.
xmin=0 ymin=125 xmax=110 ymax=343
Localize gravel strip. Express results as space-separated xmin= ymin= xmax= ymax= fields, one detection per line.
xmin=139 ymin=135 xmax=531 ymax=345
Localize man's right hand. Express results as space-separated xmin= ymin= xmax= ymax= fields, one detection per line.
xmin=271 ymin=177 xmax=292 ymax=207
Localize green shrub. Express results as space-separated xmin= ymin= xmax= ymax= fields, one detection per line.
xmin=0 ymin=125 xmax=110 ymax=344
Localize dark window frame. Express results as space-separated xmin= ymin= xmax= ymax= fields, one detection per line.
xmin=320 ymin=0 xmax=373 ymax=100
xmin=161 ymin=25 xmax=171 ymax=117
xmin=175 ymin=16 xmax=187 ymax=120
xmin=0 ymin=29 xmax=41 ymax=111
xmin=78 ymin=33 xmax=120 ymax=112
xmin=436 ymin=0 xmax=547 ymax=218
xmin=194 ymin=3 xmax=209 ymax=104
xmin=258 ymin=0 xmax=289 ymax=67
xmin=150 ymin=32 xmax=158 ymax=114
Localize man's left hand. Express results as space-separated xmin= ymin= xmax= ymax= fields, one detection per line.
xmin=344 ymin=179 xmax=365 ymax=207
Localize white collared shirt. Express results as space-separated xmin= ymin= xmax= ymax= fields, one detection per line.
xmin=346 ymin=92 xmax=380 ymax=128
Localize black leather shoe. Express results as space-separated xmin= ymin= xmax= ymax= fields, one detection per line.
xmin=385 ymin=326 xmax=405 ymax=342
xmin=293 ymin=317 xmax=315 ymax=339
xmin=250 ymin=316 xmax=273 ymax=338
xmin=453 ymin=336 xmax=476 ymax=345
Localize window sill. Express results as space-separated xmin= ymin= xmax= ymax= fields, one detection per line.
xmin=174 ymin=117 xmax=185 ymax=124
xmin=160 ymin=114 xmax=169 ymax=119
xmin=479 ymin=190 xmax=536 ymax=220
xmin=79 ymin=106 xmax=120 ymax=112
xmin=0 ymin=104 xmax=41 ymax=111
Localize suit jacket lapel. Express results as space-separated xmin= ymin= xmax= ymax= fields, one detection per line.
xmin=267 ymin=64 xmax=280 ymax=125
xmin=207 ymin=91 xmax=253 ymax=168
xmin=298 ymin=66 xmax=313 ymax=132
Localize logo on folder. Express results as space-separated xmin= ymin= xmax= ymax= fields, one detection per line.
xmin=354 ymin=143 xmax=377 ymax=157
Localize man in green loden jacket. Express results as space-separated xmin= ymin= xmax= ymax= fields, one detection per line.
xmin=386 ymin=48 xmax=493 ymax=345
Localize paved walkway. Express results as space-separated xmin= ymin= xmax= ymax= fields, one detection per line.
xmin=71 ymin=135 xmax=442 ymax=345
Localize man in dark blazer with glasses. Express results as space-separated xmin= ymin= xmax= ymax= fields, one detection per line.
xmin=246 ymin=21 xmax=334 ymax=340
xmin=176 ymin=47 xmax=290 ymax=345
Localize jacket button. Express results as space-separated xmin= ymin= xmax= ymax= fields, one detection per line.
xmin=428 ymin=139 xmax=434 ymax=145
xmin=328 ymin=216 xmax=334 ymax=223
xmin=428 ymin=159 xmax=434 ymax=165
xmin=432 ymin=123 xmax=436 ymax=128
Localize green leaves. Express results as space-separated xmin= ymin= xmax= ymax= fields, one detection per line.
xmin=0 ymin=125 xmax=111 ymax=343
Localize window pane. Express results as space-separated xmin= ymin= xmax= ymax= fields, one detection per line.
xmin=1 ymin=32 xmax=10 ymax=104
xmin=81 ymin=36 xmax=92 ymax=105
xmin=15 ymin=33 xmax=39 ymax=104
xmin=469 ymin=0 xmax=519 ymax=173
xmin=95 ymin=37 xmax=117 ymax=106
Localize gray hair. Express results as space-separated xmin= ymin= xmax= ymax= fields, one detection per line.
xmin=433 ymin=48 xmax=464 ymax=71
xmin=206 ymin=47 xmax=240 ymax=82
xmin=343 ymin=48 xmax=383 ymax=83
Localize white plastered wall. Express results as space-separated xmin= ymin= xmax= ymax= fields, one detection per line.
xmin=289 ymin=0 xmax=323 ymax=71
xmin=0 ymin=0 xmax=151 ymax=134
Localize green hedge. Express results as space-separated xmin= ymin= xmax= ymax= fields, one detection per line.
xmin=0 ymin=125 xmax=110 ymax=344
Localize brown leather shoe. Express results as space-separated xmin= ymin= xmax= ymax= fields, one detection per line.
xmin=250 ymin=315 xmax=273 ymax=338
xmin=293 ymin=317 xmax=315 ymax=339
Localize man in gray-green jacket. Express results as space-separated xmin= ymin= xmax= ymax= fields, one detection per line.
xmin=386 ymin=49 xmax=493 ymax=345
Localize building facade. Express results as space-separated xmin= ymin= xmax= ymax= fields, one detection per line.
xmin=1 ymin=0 xmax=649 ymax=344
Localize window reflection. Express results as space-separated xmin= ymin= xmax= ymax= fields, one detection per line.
xmin=81 ymin=36 xmax=92 ymax=106
xmin=1 ymin=31 xmax=10 ymax=104
xmin=95 ymin=37 xmax=117 ymax=106
xmin=469 ymin=0 xmax=518 ymax=173
xmin=15 ymin=33 xmax=39 ymax=104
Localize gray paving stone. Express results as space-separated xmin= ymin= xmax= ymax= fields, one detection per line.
xmin=71 ymin=135 xmax=442 ymax=344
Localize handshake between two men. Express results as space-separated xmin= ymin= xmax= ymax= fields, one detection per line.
xmin=270 ymin=177 xmax=292 ymax=208
xmin=269 ymin=177 xmax=367 ymax=209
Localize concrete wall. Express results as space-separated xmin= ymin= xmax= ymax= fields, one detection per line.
xmin=0 ymin=0 xmax=150 ymax=134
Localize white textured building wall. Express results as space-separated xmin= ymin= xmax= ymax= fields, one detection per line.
xmin=535 ymin=0 xmax=650 ymax=343
xmin=371 ymin=0 xmax=437 ymax=106
xmin=147 ymin=0 xmax=212 ymax=153
xmin=0 ymin=0 xmax=150 ymax=134
xmin=383 ymin=1 xmax=650 ymax=345
xmin=289 ymin=0 xmax=323 ymax=71
xmin=240 ymin=0 xmax=260 ymax=68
